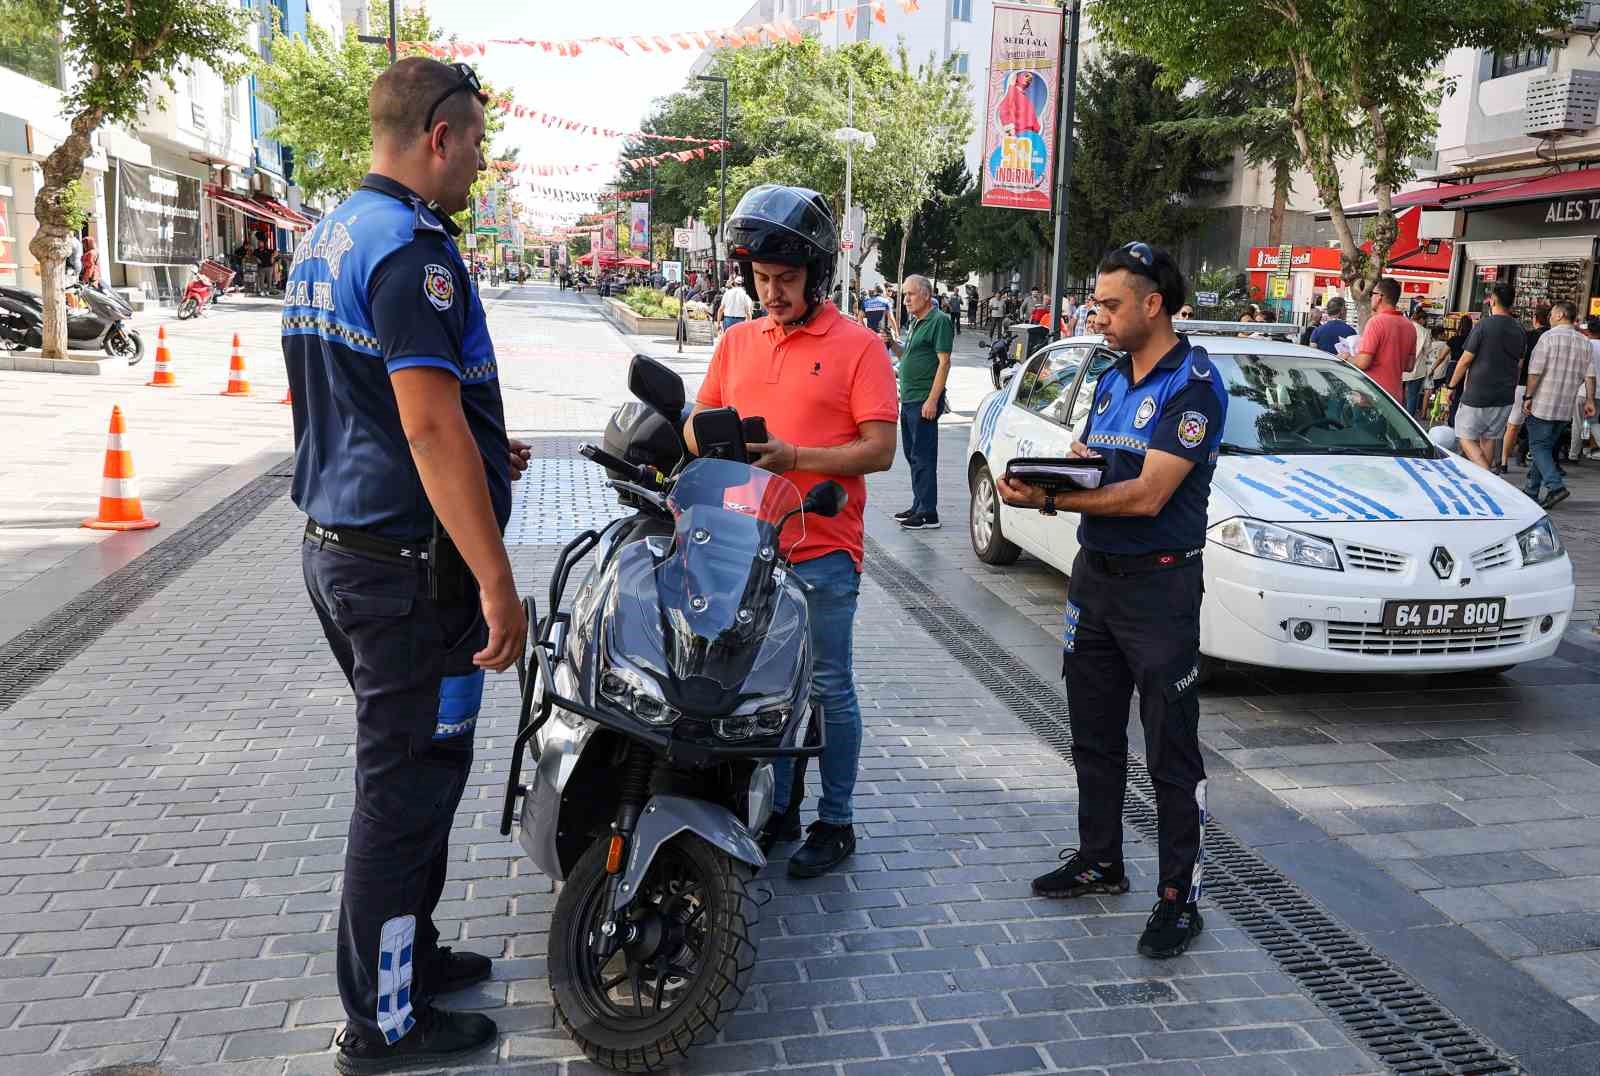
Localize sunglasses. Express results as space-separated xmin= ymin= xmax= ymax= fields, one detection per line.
xmin=423 ymin=63 xmax=486 ymax=132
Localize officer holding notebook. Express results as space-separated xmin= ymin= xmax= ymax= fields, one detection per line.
xmin=997 ymin=241 xmax=1227 ymax=961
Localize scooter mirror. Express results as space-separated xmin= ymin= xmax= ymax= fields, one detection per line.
xmin=628 ymin=355 xmax=686 ymax=419
xmin=803 ymin=480 xmax=848 ymax=519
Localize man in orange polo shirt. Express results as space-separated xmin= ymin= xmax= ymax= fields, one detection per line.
xmin=1347 ymin=277 xmax=1413 ymax=401
xmin=688 ymin=185 xmax=898 ymax=878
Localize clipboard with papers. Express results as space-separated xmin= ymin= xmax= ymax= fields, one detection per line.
xmin=1004 ymin=455 xmax=1108 ymax=493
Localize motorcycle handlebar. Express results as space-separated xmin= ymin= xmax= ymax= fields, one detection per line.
xmin=580 ymin=443 xmax=661 ymax=488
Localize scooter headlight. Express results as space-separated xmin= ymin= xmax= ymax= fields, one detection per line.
xmin=599 ymin=664 xmax=681 ymax=726
xmin=714 ymin=706 xmax=790 ymax=741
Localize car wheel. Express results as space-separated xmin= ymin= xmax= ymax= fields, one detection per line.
xmin=970 ymin=465 xmax=1021 ymax=566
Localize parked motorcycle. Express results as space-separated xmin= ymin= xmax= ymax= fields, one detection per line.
xmin=500 ymin=355 xmax=839 ymax=1072
xmin=176 ymin=264 xmax=225 ymax=319
xmin=983 ymin=327 xmax=1018 ymax=388
xmin=0 ymin=280 xmax=143 ymax=365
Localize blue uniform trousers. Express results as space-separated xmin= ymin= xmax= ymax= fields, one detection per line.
xmin=1062 ymin=551 xmax=1208 ymax=903
xmin=303 ymin=540 xmax=487 ymax=1043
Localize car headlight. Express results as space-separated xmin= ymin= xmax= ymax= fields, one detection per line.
xmin=599 ymin=664 xmax=681 ymax=726
xmin=1208 ymin=517 xmax=1342 ymax=571
xmin=1516 ymin=516 xmax=1564 ymax=566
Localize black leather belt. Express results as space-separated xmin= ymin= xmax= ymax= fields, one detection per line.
xmin=1084 ymin=547 xmax=1202 ymax=575
xmin=304 ymin=519 xmax=430 ymax=565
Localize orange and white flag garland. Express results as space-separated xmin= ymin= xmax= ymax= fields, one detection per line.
xmin=408 ymin=0 xmax=915 ymax=60
xmin=492 ymin=143 xmax=728 ymax=178
xmin=490 ymin=96 xmax=721 ymax=146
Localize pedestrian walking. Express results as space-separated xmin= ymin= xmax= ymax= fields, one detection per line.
xmin=1446 ymin=282 xmax=1524 ymax=473
xmin=946 ymin=286 xmax=963 ymax=336
xmin=1403 ymin=302 xmax=1432 ymax=417
xmin=861 ymin=285 xmax=890 ymax=335
xmin=966 ymin=283 xmax=979 ymax=329
xmin=1502 ymin=303 xmax=1549 ymax=470
xmin=999 ymin=241 xmax=1226 ymax=960
xmin=1310 ymin=297 xmax=1354 ymax=354
xmin=1522 ymin=301 xmax=1596 ymax=509
xmin=887 ymin=274 xmax=954 ymax=530
xmin=716 ymin=274 xmax=752 ymax=331
xmin=78 ymin=234 xmax=99 ymax=289
xmin=282 ymin=57 xmax=530 ymax=1073
xmin=987 ymin=290 xmax=1005 ymax=338
xmin=689 ymin=184 xmax=898 ymax=878
xmin=1346 ymin=278 xmax=1413 ymax=402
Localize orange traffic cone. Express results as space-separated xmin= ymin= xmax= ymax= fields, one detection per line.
xmin=82 ymin=405 xmax=159 ymax=532
xmin=220 ymin=333 xmax=250 ymax=397
xmin=146 ymin=325 xmax=177 ymax=387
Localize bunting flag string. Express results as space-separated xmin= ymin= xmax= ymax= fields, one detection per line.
xmin=489 ymin=95 xmax=721 ymax=145
xmin=406 ymin=0 xmax=913 ymax=61
xmin=491 ymin=142 xmax=727 ymax=177
xmin=521 ymin=185 xmax=657 ymax=202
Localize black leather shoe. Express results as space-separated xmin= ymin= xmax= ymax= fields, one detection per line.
xmin=757 ymin=806 xmax=802 ymax=854
xmin=334 ymin=1007 xmax=497 ymax=1075
xmin=893 ymin=508 xmax=915 ymax=521
xmin=429 ymin=947 xmax=492 ymax=995
xmin=787 ymin=821 xmax=855 ymax=878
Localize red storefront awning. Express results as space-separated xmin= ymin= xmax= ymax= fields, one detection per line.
xmin=206 ymin=185 xmax=301 ymax=230
xmin=1443 ymin=168 xmax=1600 ymax=210
xmin=1329 ymin=177 xmax=1532 ymax=219
xmin=252 ymin=194 xmax=313 ymax=230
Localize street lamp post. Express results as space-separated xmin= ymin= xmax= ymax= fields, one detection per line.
xmin=832 ymin=77 xmax=875 ymax=320
xmin=696 ymin=74 xmax=728 ymax=289
xmin=355 ymin=1 xmax=399 ymax=63
xmin=1046 ymin=1 xmax=1081 ymax=341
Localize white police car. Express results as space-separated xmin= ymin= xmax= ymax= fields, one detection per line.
xmin=966 ymin=325 xmax=1576 ymax=674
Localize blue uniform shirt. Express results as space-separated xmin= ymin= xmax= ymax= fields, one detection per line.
xmin=1079 ymin=335 xmax=1227 ymax=555
xmin=284 ymin=173 xmax=509 ymax=541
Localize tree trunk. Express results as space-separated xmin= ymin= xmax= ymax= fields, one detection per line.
xmin=897 ymin=215 xmax=912 ymax=287
xmin=29 ymin=107 xmax=103 ymax=360
xmin=1266 ymin=157 xmax=1290 ymax=248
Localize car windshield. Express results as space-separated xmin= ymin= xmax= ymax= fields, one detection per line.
xmin=1208 ymin=352 xmax=1438 ymax=457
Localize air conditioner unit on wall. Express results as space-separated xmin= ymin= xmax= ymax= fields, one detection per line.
xmin=1523 ymin=70 xmax=1600 ymax=136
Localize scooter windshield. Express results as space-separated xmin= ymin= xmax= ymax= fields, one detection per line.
xmin=650 ymin=458 xmax=806 ymax=693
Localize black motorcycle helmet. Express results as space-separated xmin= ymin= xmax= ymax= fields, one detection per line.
xmin=725 ymin=185 xmax=838 ymax=309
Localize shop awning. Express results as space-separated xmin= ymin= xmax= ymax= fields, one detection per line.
xmin=1325 ymin=177 xmax=1532 ymax=219
xmin=253 ymin=194 xmax=313 ymax=230
xmin=205 ymin=185 xmax=306 ymax=230
xmin=1444 ymin=168 xmax=1600 ymax=210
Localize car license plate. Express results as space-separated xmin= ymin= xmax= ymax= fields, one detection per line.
xmin=1381 ymin=598 xmax=1506 ymax=635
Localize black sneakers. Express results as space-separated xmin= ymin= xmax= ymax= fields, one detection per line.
xmin=429 ymin=947 xmax=492 ymax=995
xmin=893 ymin=508 xmax=916 ymax=521
xmin=1031 ymin=849 xmax=1131 ymax=899
xmin=1540 ymin=488 xmax=1571 ymax=509
xmin=899 ymin=513 xmax=941 ymax=530
xmin=787 ymin=820 xmax=855 ymax=878
xmin=334 ymin=1008 xmax=497 ymax=1075
xmin=757 ymin=804 xmax=803 ymax=854
xmin=1138 ymin=889 xmax=1204 ymax=959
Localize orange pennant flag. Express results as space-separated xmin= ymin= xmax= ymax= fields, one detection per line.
xmin=814 ymin=8 xmax=835 ymax=20
xmin=843 ymin=9 xmax=856 ymax=28
xmin=872 ymin=1 xmax=887 ymax=24
xmin=691 ymin=31 xmax=707 ymax=47
xmin=570 ymin=41 xmax=583 ymax=56
xmin=652 ymin=35 xmax=670 ymax=51
xmin=608 ymin=37 xmax=628 ymax=52
xmin=780 ymin=19 xmax=803 ymax=43
xmin=633 ymin=36 xmax=653 ymax=52
xmin=672 ymin=34 xmax=690 ymax=49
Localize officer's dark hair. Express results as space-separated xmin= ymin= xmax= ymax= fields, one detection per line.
xmin=1097 ymin=242 xmax=1185 ymax=316
xmin=1373 ymin=277 xmax=1401 ymax=308
xmin=370 ymin=57 xmax=482 ymax=146
xmin=1488 ymin=281 xmax=1515 ymax=312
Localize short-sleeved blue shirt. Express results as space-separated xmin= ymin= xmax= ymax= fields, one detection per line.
xmin=1078 ymin=335 xmax=1227 ymax=555
xmin=283 ymin=173 xmax=509 ymax=541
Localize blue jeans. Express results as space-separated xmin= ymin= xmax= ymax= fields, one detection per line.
xmin=721 ymin=316 xmax=745 ymax=331
xmin=1404 ymin=379 xmax=1423 ymax=416
xmin=900 ymin=400 xmax=939 ymax=517
xmin=1525 ymin=415 xmax=1567 ymax=497
xmin=772 ymin=551 xmax=863 ymax=826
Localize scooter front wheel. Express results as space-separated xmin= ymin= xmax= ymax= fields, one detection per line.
xmin=550 ymin=834 xmax=757 ymax=1072
xmin=176 ymin=297 xmax=200 ymax=320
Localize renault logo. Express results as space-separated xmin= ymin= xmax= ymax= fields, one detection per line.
xmin=1430 ymin=546 xmax=1455 ymax=580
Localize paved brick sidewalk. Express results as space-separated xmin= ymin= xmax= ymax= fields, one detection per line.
xmin=0 ymin=458 xmax=1381 ymax=1074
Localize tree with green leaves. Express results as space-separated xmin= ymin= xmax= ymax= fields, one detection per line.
xmin=1064 ymin=50 xmax=1229 ymax=281
xmin=1152 ymin=70 xmax=1299 ymax=248
xmin=878 ymin=157 xmax=970 ymax=284
xmin=1093 ymin=0 xmax=1579 ymax=316
xmin=27 ymin=0 xmax=249 ymax=360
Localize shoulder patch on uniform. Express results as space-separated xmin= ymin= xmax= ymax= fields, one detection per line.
xmin=1096 ymin=392 xmax=1111 ymax=415
xmin=423 ymin=263 xmax=454 ymax=311
xmin=1133 ymin=396 xmax=1157 ymax=428
xmin=1177 ymin=410 xmax=1209 ymax=449
xmin=1190 ymin=362 xmax=1212 ymax=380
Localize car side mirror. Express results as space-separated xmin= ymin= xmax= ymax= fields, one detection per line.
xmin=803 ymin=480 xmax=848 ymax=518
xmin=1427 ymin=425 xmax=1458 ymax=454
xmin=628 ymin=354 xmax=686 ymax=418
xmin=1000 ymin=366 xmax=1019 ymax=388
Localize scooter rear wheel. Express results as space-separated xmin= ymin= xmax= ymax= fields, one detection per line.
xmin=550 ymin=834 xmax=757 ymax=1072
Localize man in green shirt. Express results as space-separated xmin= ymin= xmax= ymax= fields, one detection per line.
xmin=888 ymin=274 xmax=953 ymax=529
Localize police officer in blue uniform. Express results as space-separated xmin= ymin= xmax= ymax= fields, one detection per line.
xmin=283 ymin=58 xmax=530 ymax=1073
xmin=999 ymin=242 xmax=1227 ymax=960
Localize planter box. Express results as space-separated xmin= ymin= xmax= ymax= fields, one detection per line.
xmin=0 ymin=351 xmax=118 ymax=375
xmin=603 ymin=298 xmax=714 ymax=344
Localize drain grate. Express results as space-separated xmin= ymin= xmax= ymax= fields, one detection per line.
xmin=0 ymin=460 xmax=295 ymax=712
xmin=863 ymin=537 xmax=1522 ymax=1076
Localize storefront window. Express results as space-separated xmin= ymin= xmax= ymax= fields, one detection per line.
xmin=0 ymin=0 xmax=63 ymax=88
xmin=1468 ymin=261 xmax=1588 ymax=322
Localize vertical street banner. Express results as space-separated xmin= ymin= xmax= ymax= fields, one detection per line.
xmin=979 ymin=2 xmax=1063 ymax=212
xmin=476 ymin=185 xmax=499 ymax=235
xmin=600 ymin=217 xmax=618 ymax=253
xmin=114 ymin=160 xmax=203 ymax=265
xmin=629 ymin=202 xmax=649 ymax=257
xmin=590 ymin=229 xmax=601 ymax=260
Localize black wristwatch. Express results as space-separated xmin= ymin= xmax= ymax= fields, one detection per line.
xmin=1041 ymin=491 xmax=1060 ymax=516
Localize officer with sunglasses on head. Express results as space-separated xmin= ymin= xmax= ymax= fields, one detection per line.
xmin=284 ymin=58 xmax=532 ymax=1073
xmin=998 ymin=242 xmax=1227 ymax=961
